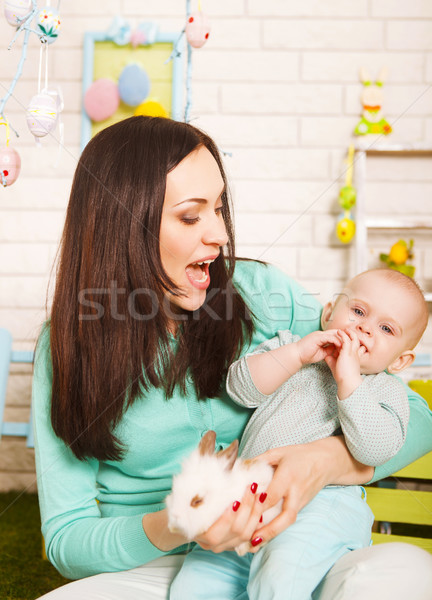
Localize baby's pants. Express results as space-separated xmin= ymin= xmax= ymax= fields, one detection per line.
xmin=170 ymin=486 xmax=374 ymax=600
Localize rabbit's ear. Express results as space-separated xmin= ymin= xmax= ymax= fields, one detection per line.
xmin=217 ymin=439 xmax=239 ymax=471
xmin=199 ymin=430 xmax=217 ymax=456
xmin=377 ymin=66 xmax=388 ymax=84
xmin=359 ymin=66 xmax=370 ymax=84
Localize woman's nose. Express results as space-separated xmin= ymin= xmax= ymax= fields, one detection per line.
xmin=203 ymin=218 xmax=229 ymax=247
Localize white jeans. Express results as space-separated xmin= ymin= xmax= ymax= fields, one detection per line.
xmin=37 ymin=543 xmax=432 ymax=600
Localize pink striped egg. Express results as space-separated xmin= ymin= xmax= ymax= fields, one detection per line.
xmin=26 ymin=93 xmax=58 ymax=138
xmin=4 ymin=0 xmax=32 ymax=26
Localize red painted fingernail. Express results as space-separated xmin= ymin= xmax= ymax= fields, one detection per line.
xmin=259 ymin=515 xmax=263 ymax=523
xmin=251 ymin=482 xmax=258 ymax=494
xmin=251 ymin=536 xmax=263 ymax=547
xmin=232 ymin=501 xmax=240 ymax=512
xmin=259 ymin=493 xmax=267 ymax=503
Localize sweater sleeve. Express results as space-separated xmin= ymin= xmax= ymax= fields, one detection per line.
xmin=32 ymin=326 xmax=169 ymax=580
xmin=226 ymin=330 xmax=299 ymax=408
xmin=337 ymin=373 xmax=409 ymax=467
xmin=370 ymin=382 xmax=432 ymax=482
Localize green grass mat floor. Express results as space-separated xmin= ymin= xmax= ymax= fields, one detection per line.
xmin=0 ymin=493 xmax=69 ymax=600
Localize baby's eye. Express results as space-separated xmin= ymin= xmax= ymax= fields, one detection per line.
xmin=352 ymin=307 xmax=364 ymax=316
xmin=381 ymin=324 xmax=393 ymax=335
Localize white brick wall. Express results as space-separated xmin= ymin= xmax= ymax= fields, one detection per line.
xmin=0 ymin=1 xmax=431 ymax=490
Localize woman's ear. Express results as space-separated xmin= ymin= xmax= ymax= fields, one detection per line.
xmin=387 ymin=350 xmax=416 ymax=374
xmin=321 ymin=302 xmax=334 ymax=330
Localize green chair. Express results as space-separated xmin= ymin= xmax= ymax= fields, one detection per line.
xmin=0 ymin=328 xmax=35 ymax=447
xmin=366 ymin=380 xmax=432 ymax=554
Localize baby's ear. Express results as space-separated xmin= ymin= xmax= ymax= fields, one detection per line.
xmin=321 ymin=302 xmax=333 ymax=330
xmin=387 ymin=350 xmax=416 ymax=374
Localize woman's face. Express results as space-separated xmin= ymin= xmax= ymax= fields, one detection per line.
xmin=160 ymin=145 xmax=228 ymax=315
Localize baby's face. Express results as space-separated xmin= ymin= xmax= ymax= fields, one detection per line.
xmin=324 ymin=271 xmax=419 ymax=375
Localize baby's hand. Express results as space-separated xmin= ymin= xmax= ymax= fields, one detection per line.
xmin=296 ymin=329 xmax=341 ymax=367
xmin=325 ymin=329 xmax=363 ymax=399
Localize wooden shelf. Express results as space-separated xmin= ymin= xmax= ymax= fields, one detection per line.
xmin=354 ymin=141 xmax=432 ymax=156
xmin=354 ymin=144 xmax=432 ymax=305
xmin=365 ymin=218 xmax=432 ymax=230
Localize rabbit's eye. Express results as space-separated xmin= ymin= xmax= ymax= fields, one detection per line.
xmin=190 ymin=495 xmax=204 ymax=508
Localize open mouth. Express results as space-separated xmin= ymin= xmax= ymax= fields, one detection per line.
xmin=185 ymin=258 xmax=215 ymax=289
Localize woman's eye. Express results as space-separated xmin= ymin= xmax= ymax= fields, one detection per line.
xmin=181 ymin=216 xmax=200 ymax=225
xmin=215 ymin=206 xmax=224 ymax=216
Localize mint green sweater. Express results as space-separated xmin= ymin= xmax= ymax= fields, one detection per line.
xmin=32 ymin=261 xmax=432 ymax=580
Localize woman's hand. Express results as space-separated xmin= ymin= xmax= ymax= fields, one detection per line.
xmin=193 ymin=482 xmax=266 ymax=553
xmin=247 ymin=436 xmax=374 ymax=553
xmin=142 ymin=484 xmax=265 ymax=554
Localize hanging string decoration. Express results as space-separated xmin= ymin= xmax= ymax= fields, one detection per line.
xmin=166 ymin=0 xmax=210 ymax=123
xmin=336 ymin=144 xmax=356 ymax=244
xmin=35 ymin=5 xmax=61 ymax=43
xmin=0 ymin=120 xmax=21 ymax=187
xmin=185 ymin=9 xmax=210 ymax=48
xmin=0 ymin=0 xmax=62 ymax=187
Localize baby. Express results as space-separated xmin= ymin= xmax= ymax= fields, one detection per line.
xmin=169 ymin=268 xmax=429 ymax=600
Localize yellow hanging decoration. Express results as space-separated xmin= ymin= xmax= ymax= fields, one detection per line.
xmin=336 ymin=144 xmax=356 ymax=244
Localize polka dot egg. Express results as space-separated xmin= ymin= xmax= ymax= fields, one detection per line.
xmin=185 ymin=12 xmax=210 ymax=49
xmin=0 ymin=146 xmax=21 ymax=187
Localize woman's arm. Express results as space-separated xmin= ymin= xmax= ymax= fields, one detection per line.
xmin=32 ymin=327 xmax=171 ymax=579
xmin=247 ymin=435 xmax=373 ymax=551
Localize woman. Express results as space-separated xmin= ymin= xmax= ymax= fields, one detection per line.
xmin=33 ymin=117 xmax=432 ymax=599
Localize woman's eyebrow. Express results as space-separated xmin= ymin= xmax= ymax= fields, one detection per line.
xmin=173 ymin=197 xmax=208 ymax=207
xmin=173 ymin=188 xmax=225 ymax=208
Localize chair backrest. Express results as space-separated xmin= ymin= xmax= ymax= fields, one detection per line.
xmin=0 ymin=328 xmax=35 ymax=448
xmin=366 ymin=383 xmax=432 ymax=554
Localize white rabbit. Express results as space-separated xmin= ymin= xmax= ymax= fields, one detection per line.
xmin=165 ymin=430 xmax=282 ymax=556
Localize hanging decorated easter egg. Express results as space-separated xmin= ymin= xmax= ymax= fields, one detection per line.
xmin=0 ymin=146 xmax=21 ymax=187
xmin=84 ymin=79 xmax=120 ymax=122
xmin=185 ymin=12 xmax=211 ymax=48
xmin=336 ymin=216 xmax=356 ymax=244
xmin=36 ymin=7 xmax=61 ymax=44
xmin=134 ymin=100 xmax=168 ymax=118
xmin=338 ymin=185 xmax=356 ymax=210
xmin=26 ymin=92 xmax=58 ymax=138
xmin=4 ymin=0 xmax=32 ymax=27
xmin=118 ymin=64 xmax=150 ymax=107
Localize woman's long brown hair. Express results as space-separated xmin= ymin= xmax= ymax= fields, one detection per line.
xmin=49 ymin=116 xmax=254 ymax=461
